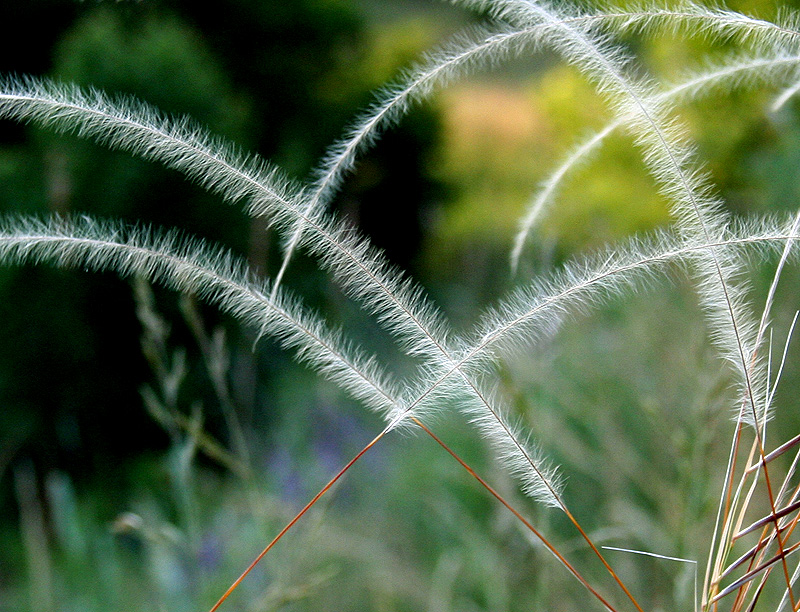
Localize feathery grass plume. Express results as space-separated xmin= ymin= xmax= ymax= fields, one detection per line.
xmin=461 ymin=217 xmax=800 ymax=598
xmin=511 ymin=51 xmax=800 ymax=272
xmin=272 ymin=22 xmax=535 ymax=294
xmin=470 ymin=215 xmax=800 ymax=376
xmin=4 ymin=220 xmax=576 ymax=606
xmin=596 ymin=1 xmax=800 ymax=51
xmin=0 ymin=73 xmax=574 ymax=512
xmin=0 ymin=75 xmax=458 ymax=367
xmin=402 ymin=217 xmax=800 ymax=512
xmin=266 ymin=3 xmax=672 ymax=520
xmin=0 ymin=76 xmax=303 ymax=219
xmin=0 ymin=215 xmax=414 ymax=427
xmin=308 ymin=22 xmax=537 ymax=204
xmin=0 ymin=214 xmax=562 ymax=475
xmin=443 ymin=371 xmax=564 ymax=506
xmin=278 ymin=1 xmax=800 ymax=287
xmin=453 ymin=0 xmax=769 ymax=434
xmin=2 ymin=215 xmax=797 ymax=524
xmin=0 ymin=9 xmax=779 ymax=390
xmin=0 ymin=3 xmax=791 ymax=430
xmin=287 ymin=4 xmax=755 ymax=283
xmin=285 ymin=0 xmax=800 ymax=244
xmin=407 ymin=216 xmax=800 ymax=510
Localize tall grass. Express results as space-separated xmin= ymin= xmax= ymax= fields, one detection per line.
xmin=3 ymin=1 xmax=800 ymax=610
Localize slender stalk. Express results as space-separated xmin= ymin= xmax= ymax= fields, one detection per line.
xmin=208 ymin=425 xmax=391 ymax=612
xmin=411 ymin=418 xmax=620 ymax=612
xmin=210 ymin=407 xmax=627 ymax=612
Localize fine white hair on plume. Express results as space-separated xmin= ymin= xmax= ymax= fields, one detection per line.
xmin=446 ymin=371 xmax=564 ymax=507
xmin=511 ymin=50 xmax=800 ymax=272
xmin=0 ymin=75 xmax=304 ymax=217
xmin=0 ymin=75 xmax=455 ymax=366
xmin=0 ymin=73 xmax=569 ymax=508
xmin=0 ymin=215 xmax=407 ymax=426
xmin=272 ymin=22 xmax=542 ymax=293
xmin=472 ymin=216 xmax=800 ymax=376
xmin=450 ymin=0 xmax=767 ymax=429
xmin=3 ymin=9 xmax=800 ymax=600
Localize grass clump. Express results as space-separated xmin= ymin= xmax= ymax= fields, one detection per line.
xmin=4 ymin=1 xmax=800 ymax=610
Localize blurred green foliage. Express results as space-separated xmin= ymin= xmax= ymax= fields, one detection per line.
xmin=0 ymin=0 xmax=442 ymax=492
xmin=0 ymin=3 xmax=449 ymax=606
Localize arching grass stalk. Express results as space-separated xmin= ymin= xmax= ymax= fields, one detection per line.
xmin=272 ymin=3 xmax=800 ymax=286
xmin=512 ymin=52 xmax=800 ymax=271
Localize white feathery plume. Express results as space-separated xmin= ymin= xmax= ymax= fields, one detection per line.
xmin=0 ymin=215 xmax=414 ymax=426
xmin=441 ymin=370 xmax=564 ymax=506
xmin=290 ymin=0 xmax=800 ymax=279
xmin=0 ymin=74 xmax=566 ymax=507
xmin=276 ymin=1 xmax=800 ymax=290
xmin=3 ymin=6 xmax=800 ymax=605
xmin=0 ymin=75 xmax=454 ymax=366
xmin=0 ymin=213 xmax=569 ymax=506
xmin=472 ymin=216 xmax=800 ymax=376
xmin=398 ymin=216 xmax=800 ymax=509
xmin=597 ymin=1 xmax=800 ymax=51
xmin=453 ymin=0 xmax=768 ymax=429
xmin=413 ymin=215 xmax=800 ymax=513
xmin=272 ymin=7 xmax=791 ymax=509
xmin=0 ymin=76 xmax=302 ymax=219
xmin=512 ymin=51 xmax=800 ymax=272
xmin=0 ymin=215 xmax=555 ymax=465
xmin=271 ymin=22 xmax=537 ymax=294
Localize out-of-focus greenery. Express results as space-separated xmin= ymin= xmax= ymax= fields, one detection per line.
xmin=0 ymin=1 xmax=453 ymax=608
xmin=0 ymin=0 xmax=443 ymax=502
xmin=3 ymin=0 xmax=800 ymax=611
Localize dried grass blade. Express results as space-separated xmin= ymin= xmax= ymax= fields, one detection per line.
xmin=734 ymin=499 xmax=800 ymax=540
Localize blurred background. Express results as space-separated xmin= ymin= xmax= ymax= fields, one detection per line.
xmin=2 ymin=0 xmax=800 ymax=610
